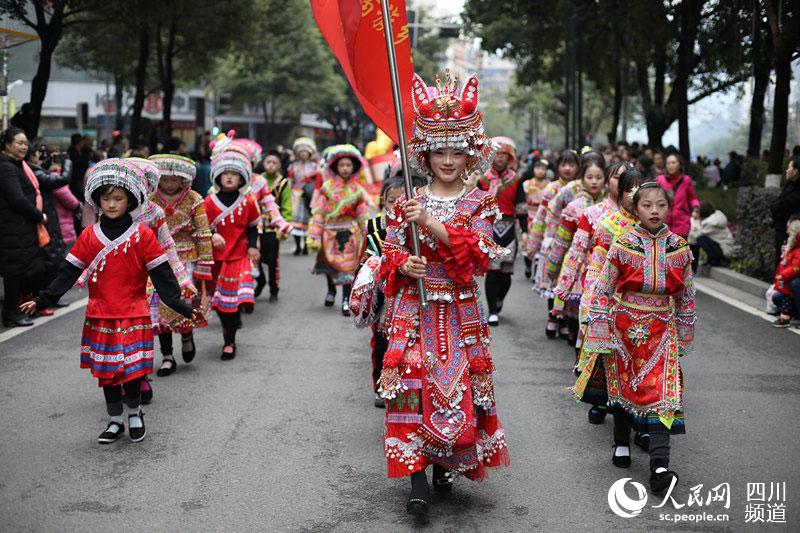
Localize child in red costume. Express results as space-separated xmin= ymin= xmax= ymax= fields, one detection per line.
xmin=21 ymin=159 xmax=198 ymax=444
xmin=204 ymin=134 xmax=261 ymax=360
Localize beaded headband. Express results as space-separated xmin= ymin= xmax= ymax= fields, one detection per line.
xmin=324 ymin=144 xmax=364 ymax=177
xmin=491 ymin=136 xmax=517 ymax=161
xmin=293 ymin=136 xmax=317 ymax=155
xmin=127 ymin=157 xmax=161 ymax=194
xmin=233 ymin=138 xmax=263 ymax=165
xmin=408 ymin=68 xmax=495 ymax=176
xmin=149 ymin=154 xmax=197 ymax=183
xmin=211 ymin=150 xmax=252 ymax=186
xmin=84 ymin=158 xmax=148 ymax=211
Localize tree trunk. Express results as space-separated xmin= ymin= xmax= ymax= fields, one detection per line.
xmin=747 ymin=0 xmax=770 ymax=157
xmin=676 ymin=0 xmax=699 ymax=161
xmin=768 ymin=48 xmax=792 ymax=174
xmin=156 ymin=21 xmax=177 ymax=143
xmin=27 ymin=35 xmax=59 ymax=139
xmin=608 ymin=31 xmax=622 ymax=145
xmin=131 ymin=27 xmax=150 ymax=145
xmin=24 ymin=3 xmax=66 ymax=139
xmin=748 ymin=62 xmax=769 ymax=157
xmin=766 ymin=1 xmax=800 ymax=174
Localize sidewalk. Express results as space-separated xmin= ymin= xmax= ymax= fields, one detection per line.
xmin=695 ymin=266 xmax=800 ymax=337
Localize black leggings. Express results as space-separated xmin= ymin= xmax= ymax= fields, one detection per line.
xmin=261 ymin=232 xmax=280 ymax=295
xmin=103 ymin=378 xmax=143 ymax=416
xmin=326 ymin=275 xmax=351 ymax=300
xmin=158 ymin=332 xmax=193 ymax=356
xmin=485 ymin=271 xmax=512 ymax=314
xmin=2 ymin=275 xmax=22 ymax=315
xmin=613 ymin=410 xmax=671 ymax=468
xmin=217 ymin=310 xmax=241 ymax=346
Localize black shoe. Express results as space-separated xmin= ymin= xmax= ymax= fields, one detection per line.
xmin=293 ymin=248 xmax=301 ymax=256
xmin=650 ymin=469 xmax=678 ymax=493
xmin=268 ymin=293 xmax=278 ymax=303
xmin=524 ymin=265 xmax=532 ymax=278
xmin=140 ymin=378 xmax=153 ymax=405
xmin=634 ymin=432 xmax=650 ymax=452
xmin=407 ymin=472 xmax=431 ymax=516
xmin=98 ymin=421 xmax=125 ymax=444
xmin=324 ymin=292 xmax=336 ymax=307
xmin=374 ymin=393 xmax=385 ymax=408
xmin=588 ymin=406 xmax=607 ymax=425
xmin=128 ymin=411 xmax=146 ymax=443
xmin=545 ymin=319 xmax=558 ymax=339
xmin=253 ymin=278 xmax=266 ymax=298
xmin=432 ymin=464 xmax=453 ymax=494
xmin=2 ymin=311 xmax=33 ymax=327
xmin=181 ymin=334 xmax=196 ymax=363
xmin=221 ymin=344 xmax=236 ymax=360
xmin=156 ymin=357 xmax=176 ymax=377
xmin=341 ymin=300 xmax=351 ymax=317
xmin=242 ymin=305 xmax=254 ymax=314
xmin=301 ymin=248 xmax=308 ymax=255
xmin=612 ymin=445 xmax=631 ymax=468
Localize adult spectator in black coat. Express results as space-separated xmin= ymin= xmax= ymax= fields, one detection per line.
xmin=67 ymin=133 xmax=90 ymax=201
xmin=26 ymin=141 xmax=72 ymax=284
xmin=0 ymin=127 xmax=46 ymax=327
xmin=771 ymin=155 xmax=800 ymax=268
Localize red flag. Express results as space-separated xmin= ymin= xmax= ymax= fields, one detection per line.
xmin=311 ymin=0 xmax=414 ymax=144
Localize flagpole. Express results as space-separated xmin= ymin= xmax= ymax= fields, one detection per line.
xmin=380 ymin=0 xmax=426 ymax=306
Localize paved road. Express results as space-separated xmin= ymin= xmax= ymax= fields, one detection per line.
xmin=1 ymin=249 xmax=799 ymax=531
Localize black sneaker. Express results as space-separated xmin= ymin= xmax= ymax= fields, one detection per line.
xmin=341 ymin=300 xmax=351 ymax=317
xmin=324 ymin=292 xmax=336 ymax=307
xmin=772 ymin=317 xmax=791 ymax=328
xmin=98 ymin=421 xmax=125 ymax=444
xmin=127 ymin=411 xmax=146 ymax=443
xmin=268 ymin=293 xmax=278 ymax=303
xmin=650 ymin=469 xmax=678 ymax=493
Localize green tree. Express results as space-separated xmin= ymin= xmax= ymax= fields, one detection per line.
xmin=0 ymin=0 xmax=105 ymax=137
xmin=214 ymin=0 xmax=342 ymax=145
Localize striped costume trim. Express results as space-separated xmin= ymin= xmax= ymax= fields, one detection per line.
xmin=145 ymin=254 xmax=168 ymax=271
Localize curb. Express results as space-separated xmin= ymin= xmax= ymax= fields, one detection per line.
xmin=706 ymin=266 xmax=769 ymax=300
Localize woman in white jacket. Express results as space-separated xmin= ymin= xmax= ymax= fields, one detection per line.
xmin=689 ymin=200 xmax=735 ymax=271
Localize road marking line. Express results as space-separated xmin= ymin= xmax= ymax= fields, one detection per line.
xmin=695 ymin=280 xmax=800 ymax=337
xmin=0 ymin=297 xmax=89 ymax=345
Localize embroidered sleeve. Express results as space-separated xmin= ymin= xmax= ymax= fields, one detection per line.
xmin=527 ymin=200 xmax=548 ymax=255
xmin=554 ymin=215 xmax=592 ymax=300
xmin=308 ymin=183 xmax=328 ymax=240
xmin=246 ymin=195 xmax=261 ymax=228
xmin=156 ymin=219 xmax=190 ymax=287
xmin=440 ymin=195 xmax=507 ymax=283
xmin=675 ymin=257 xmax=697 ymax=355
xmin=546 ymin=214 xmax=578 ymax=279
xmin=259 ymin=191 xmax=291 ymax=233
xmin=191 ymin=196 xmax=214 ymax=280
xmin=141 ymin=226 xmax=169 ymax=271
xmin=379 ymin=197 xmax=412 ymax=296
xmin=66 ymin=231 xmax=91 ymax=269
xmin=583 ymin=243 xmax=622 ymax=354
